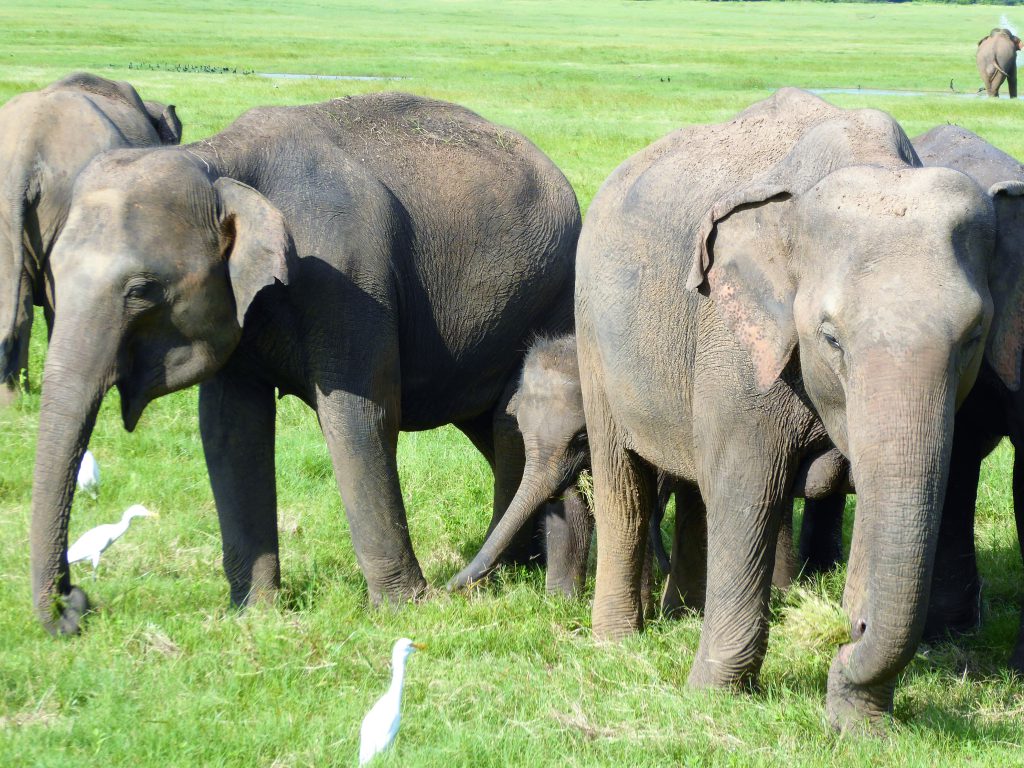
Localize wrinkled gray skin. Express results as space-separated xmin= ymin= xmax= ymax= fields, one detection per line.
xmin=977 ymin=28 xmax=1023 ymax=98
xmin=0 ymin=72 xmax=181 ymax=401
xmin=913 ymin=124 xmax=1024 ymax=673
xmin=575 ymin=88 xmax=1016 ymax=731
xmin=448 ymin=335 xmax=594 ymax=596
xmin=29 ymin=92 xmax=579 ymax=636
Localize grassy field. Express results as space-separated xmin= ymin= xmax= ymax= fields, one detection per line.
xmin=1 ymin=1 xmax=1024 ymax=765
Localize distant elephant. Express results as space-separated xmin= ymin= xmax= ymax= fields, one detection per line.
xmin=575 ymin=88 xmax=1019 ymax=731
xmin=913 ymin=123 xmax=1024 ymax=673
xmin=977 ymin=28 xmax=1022 ymax=98
xmin=28 ymin=92 xmax=580 ymax=636
xmin=0 ymin=72 xmax=182 ymax=401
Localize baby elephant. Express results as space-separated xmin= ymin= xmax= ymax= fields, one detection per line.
xmin=449 ymin=335 xmax=594 ymax=595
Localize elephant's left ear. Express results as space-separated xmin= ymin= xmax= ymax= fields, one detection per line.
xmin=214 ymin=177 xmax=293 ymax=327
xmin=985 ymin=181 xmax=1024 ymax=391
xmin=686 ymin=184 xmax=797 ymax=392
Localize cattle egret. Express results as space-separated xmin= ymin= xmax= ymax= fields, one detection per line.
xmin=76 ymin=450 xmax=100 ymax=498
xmin=67 ymin=504 xmax=158 ymax=573
xmin=359 ymin=638 xmax=425 ymax=765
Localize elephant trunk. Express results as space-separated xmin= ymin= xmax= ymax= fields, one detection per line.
xmin=827 ymin=363 xmax=954 ymax=730
xmin=30 ymin=311 xmax=117 ymax=633
xmin=448 ymin=454 xmax=568 ymax=590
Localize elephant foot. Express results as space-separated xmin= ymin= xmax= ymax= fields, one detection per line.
xmin=592 ymin=597 xmax=643 ymax=641
xmin=923 ymin=578 xmax=982 ymax=641
xmin=367 ymin=567 xmax=428 ymax=607
xmin=825 ymin=659 xmax=895 ymax=734
xmin=40 ymin=586 xmax=91 ymax=636
xmin=687 ymin=654 xmax=760 ymax=692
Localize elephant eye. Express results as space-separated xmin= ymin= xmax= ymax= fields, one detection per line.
xmin=124 ymin=278 xmax=165 ymax=308
xmin=823 ymin=333 xmax=842 ymax=351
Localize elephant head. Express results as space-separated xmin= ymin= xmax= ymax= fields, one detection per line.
xmin=448 ymin=335 xmax=588 ymax=589
xmin=30 ymin=148 xmax=291 ymax=634
xmin=689 ymin=160 xmax=1008 ymax=728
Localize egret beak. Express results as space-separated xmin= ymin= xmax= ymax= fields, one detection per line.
xmin=412 ymin=642 xmax=427 ymax=651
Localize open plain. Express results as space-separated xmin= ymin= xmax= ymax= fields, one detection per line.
xmin=1 ymin=1 xmax=1023 ymax=765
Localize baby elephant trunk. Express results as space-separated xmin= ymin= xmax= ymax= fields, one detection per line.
xmin=448 ymin=456 xmax=568 ymax=590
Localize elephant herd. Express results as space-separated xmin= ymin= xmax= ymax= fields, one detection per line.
xmin=3 ymin=72 xmax=1024 ymax=733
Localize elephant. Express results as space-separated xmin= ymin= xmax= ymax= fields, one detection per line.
xmin=28 ymin=91 xmax=580 ymax=636
xmin=912 ymin=123 xmax=1024 ymax=673
xmin=574 ymin=87 xmax=1019 ymax=731
xmin=0 ymin=72 xmax=182 ymax=402
xmin=977 ymin=28 xmax=1022 ymax=99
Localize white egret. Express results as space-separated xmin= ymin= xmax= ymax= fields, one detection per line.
xmin=67 ymin=504 xmax=158 ymax=573
xmin=76 ymin=449 xmax=100 ymax=498
xmin=359 ymin=638 xmax=425 ymax=765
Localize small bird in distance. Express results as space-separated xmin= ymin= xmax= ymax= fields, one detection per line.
xmin=359 ymin=638 xmax=425 ymax=765
xmin=67 ymin=504 xmax=159 ymax=574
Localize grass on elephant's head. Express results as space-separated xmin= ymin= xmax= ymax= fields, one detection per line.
xmin=2 ymin=1 xmax=1024 ymax=766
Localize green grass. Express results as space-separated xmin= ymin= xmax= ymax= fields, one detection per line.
xmin=2 ymin=1 xmax=1024 ymax=765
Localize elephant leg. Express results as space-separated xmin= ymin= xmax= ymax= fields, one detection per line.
xmin=200 ymin=373 xmax=280 ymax=607
xmin=317 ymin=381 xmax=426 ymax=604
xmin=923 ymin=433 xmax=993 ymax=640
xmin=772 ymin=498 xmax=797 ymax=590
xmin=688 ymin=458 xmax=791 ymax=690
xmin=588 ymin=395 xmax=656 ymax=639
xmin=1010 ymin=67 xmax=1018 ymax=99
xmin=1010 ymin=444 xmax=1024 ymax=674
xmin=662 ymin=481 xmax=707 ymax=616
xmin=543 ymin=486 xmax=593 ymax=597
xmin=798 ymin=493 xmax=846 ymax=577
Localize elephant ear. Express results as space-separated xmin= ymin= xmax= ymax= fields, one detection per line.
xmin=686 ymin=185 xmax=796 ymax=392
xmin=143 ymin=100 xmax=183 ymax=145
xmin=985 ymin=180 xmax=1024 ymax=391
xmin=214 ymin=177 xmax=293 ymax=327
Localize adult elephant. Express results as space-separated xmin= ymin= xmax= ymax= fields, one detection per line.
xmin=29 ymin=92 xmax=580 ymax=635
xmin=913 ymin=124 xmax=1024 ymax=672
xmin=575 ymin=88 xmax=1019 ymax=731
xmin=0 ymin=72 xmax=182 ymax=401
xmin=977 ymin=28 xmax=1022 ymax=98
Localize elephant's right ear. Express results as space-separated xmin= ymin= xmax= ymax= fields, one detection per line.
xmin=214 ymin=177 xmax=293 ymax=327
xmin=143 ymin=100 xmax=183 ymax=145
xmin=985 ymin=181 xmax=1024 ymax=391
xmin=686 ymin=185 xmax=796 ymax=392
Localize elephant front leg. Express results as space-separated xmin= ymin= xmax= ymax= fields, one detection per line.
xmin=543 ymin=487 xmax=593 ymax=597
xmin=317 ymin=388 xmax=426 ymax=604
xmin=662 ymin=482 xmax=707 ymax=616
xmin=688 ymin=464 xmax=790 ymax=690
xmin=200 ymin=374 xmax=280 ymax=607
xmin=588 ymin=413 xmax=657 ymax=639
